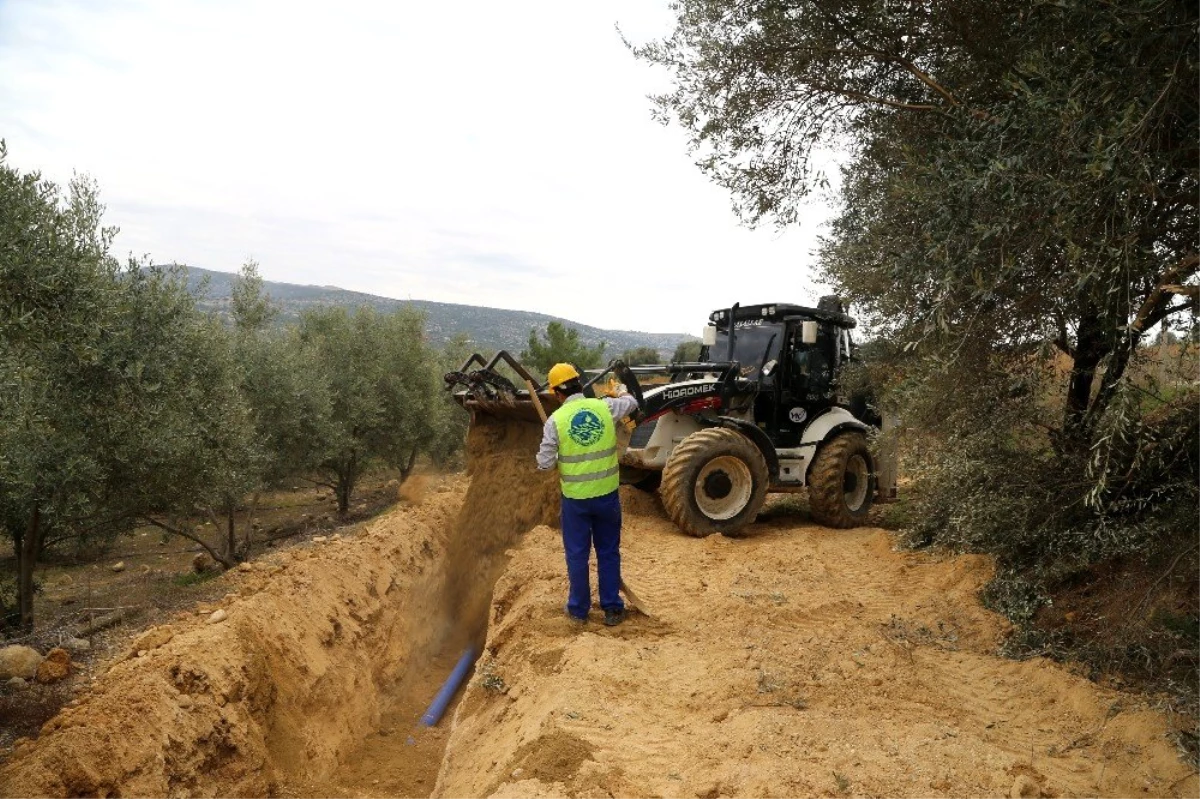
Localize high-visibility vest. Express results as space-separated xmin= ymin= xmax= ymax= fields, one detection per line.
xmin=552 ymin=397 xmax=620 ymax=499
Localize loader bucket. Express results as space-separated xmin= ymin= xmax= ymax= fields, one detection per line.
xmin=444 ymin=351 xmax=561 ymax=424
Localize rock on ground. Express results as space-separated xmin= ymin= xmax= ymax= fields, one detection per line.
xmin=35 ymin=648 xmax=72 ymax=684
xmin=131 ymin=626 xmax=175 ymax=652
xmin=0 ymin=646 xmax=43 ymax=680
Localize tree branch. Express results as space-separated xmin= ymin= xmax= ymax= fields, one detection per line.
xmin=1130 ymin=253 xmax=1200 ymax=336
xmin=141 ymin=516 xmax=232 ymax=569
xmin=807 ymin=81 xmax=938 ymax=112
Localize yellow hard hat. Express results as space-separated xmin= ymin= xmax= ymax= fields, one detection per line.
xmin=547 ymin=363 xmax=580 ymax=389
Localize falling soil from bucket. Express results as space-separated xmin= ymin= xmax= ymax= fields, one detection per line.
xmin=440 ymin=413 xmax=560 ymax=651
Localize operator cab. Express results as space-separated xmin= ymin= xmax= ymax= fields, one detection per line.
xmin=699 ymin=301 xmax=858 ymax=448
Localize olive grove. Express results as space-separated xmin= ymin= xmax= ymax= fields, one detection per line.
xmin=0 ymin=147 xmax=466 ymax=631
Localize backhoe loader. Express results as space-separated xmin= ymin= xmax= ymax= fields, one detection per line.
xmin=445 ymin=298 xmax=892 ymax=537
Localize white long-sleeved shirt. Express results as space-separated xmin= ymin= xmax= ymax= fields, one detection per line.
xmin=536 ymin=393 xmax=640 ymax=471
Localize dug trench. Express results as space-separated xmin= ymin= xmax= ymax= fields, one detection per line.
xmin=0 ymin=415 xmax=558 ymax=798
xmin=2 ymin=414 xmax=1197 ymax=798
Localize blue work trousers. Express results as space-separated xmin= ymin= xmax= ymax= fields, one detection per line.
xmin=560 ymin=490 xmax=623 ymax=620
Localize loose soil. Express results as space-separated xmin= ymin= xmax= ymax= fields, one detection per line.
xmin=1 ymin=416 xmax=1196 ymax=798
xmin=0 ymin=474 xmax=407 ymax=757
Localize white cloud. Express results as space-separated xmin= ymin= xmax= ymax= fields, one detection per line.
xmin=0 ymin=0 xmax=836 ymax=335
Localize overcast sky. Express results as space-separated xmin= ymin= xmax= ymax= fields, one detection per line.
xmin=1 ymin=0 xmax=837 ymax=336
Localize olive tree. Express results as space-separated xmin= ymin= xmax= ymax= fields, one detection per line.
xmin=298 ymin=306 xmax=438 ymax=517
xmin=0 ymin=148 xmax=259 ymax=628
xmin=635 ymin=0 xmax=1197 ymax=568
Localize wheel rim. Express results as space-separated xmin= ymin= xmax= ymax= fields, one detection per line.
xmin=843 ymin=453 xmax=870 ymax=512
xmin=694 ymin=455 xmax=753 ymax=520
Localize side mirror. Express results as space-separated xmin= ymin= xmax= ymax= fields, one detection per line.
xmin=702 ymin=324 xmax=718 ymax=347
xmin=801 ymin=320 xmax=819 ymax=345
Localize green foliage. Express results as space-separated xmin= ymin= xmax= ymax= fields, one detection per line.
xmin=0 ymin=145 xmax=471 ymax=630
xmin=638 ymin=2 xmax=1198 ymax=600
xmin=425 ymin=334 xmax=471 ymax=468
xmin=521 ymin=321 xmax=606 ymax=376
xmin=619 ymin=346 xmax=661 ymax=366
xmin=173 ymin=570 xmax=219 ymax=588
xmin=0 ymin=147 xmax=258 ymax=628
xmin=672 ymin=340 xmax=703 ymax=363
xmin=230 ymin=259 xmax=278 ymax=333
xmin=298 ymin=306 xmax=440 ymax=514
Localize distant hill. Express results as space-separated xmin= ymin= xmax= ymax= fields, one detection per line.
xmin=173 ymin=266 xmax=697 ymax=357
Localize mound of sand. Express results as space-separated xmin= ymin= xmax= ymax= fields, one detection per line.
xmin=0 ymin=488 xmax=463 ymax=798
xmin=4 ymin=411 xmax=1195 ymax=799
xmin=434 ymin=501 xmax=1198 ymax=798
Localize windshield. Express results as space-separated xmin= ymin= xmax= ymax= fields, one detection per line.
xmin=712 ymin=322 xmax=783 ymax=380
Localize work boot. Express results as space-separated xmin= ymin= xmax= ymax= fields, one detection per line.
xmin=565 ymin=609 xmax=588 ymax=625
xmin=603 ymin=608 xmax=627 ymax=627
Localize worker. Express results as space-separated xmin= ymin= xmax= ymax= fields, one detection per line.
xmin=536 ymin=362 xmax=639 ymax=626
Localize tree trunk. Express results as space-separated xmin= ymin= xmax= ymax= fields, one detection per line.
xmin=336 ymin=472 xmax=353 ymax=518
xmin=399 ymin=449 xmax=419 ymax=483
xmin=244 ymin=492 xmax=261 ymax=560
xmin=225 ymin=504 xmax=238 ymax=563
xmin=1085 ymin=333 xmax=1138 ymax=433
xmin=17 ymin=505 xmax=42 ymax=632
xmin=336 ymin=452 xmax=357 ymax=518
xmin=1063 ymin=309 xmax=1108 ymax=444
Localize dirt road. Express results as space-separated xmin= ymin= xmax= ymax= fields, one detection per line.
xmin=1 ymin=449 xmax=1194 ymax=797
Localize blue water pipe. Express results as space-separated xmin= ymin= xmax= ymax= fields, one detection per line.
xmin=420 ymin=647 xmax=476 ymax=726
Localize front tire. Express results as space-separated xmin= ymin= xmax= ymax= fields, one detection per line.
xmin=660 ymin=427 xmax=769 ymax=537
xmin=808 ymin=432 xmax=874 ymax=528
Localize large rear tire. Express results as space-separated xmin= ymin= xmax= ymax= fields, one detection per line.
xmin=808 ymin=432 xmax=874 ymax=528
xmin=660 ymin=427 xmax=769 ymax=537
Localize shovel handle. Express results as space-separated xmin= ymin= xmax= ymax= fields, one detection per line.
xmin=524 ymin=380 xmax=548 ymax=424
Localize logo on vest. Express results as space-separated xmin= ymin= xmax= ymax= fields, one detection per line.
xmin=568 ymin=409 xmax=604 ymax=446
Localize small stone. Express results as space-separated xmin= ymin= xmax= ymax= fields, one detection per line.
xmin=111 ymin=561 xmax=126 ymax=573
xmin=511 ymin=768 xmax=524 ymax=779
xmin=312 ymin=536 xmax=328 ymax=543
xmin=207 ymin=609 xmax=228 ymax=624
xmin=6 ymin=676 xmax=28 ymax=690
xmin=177 ymin=694 xmax=193 ymax=709
xmin=132 ymin=625 xmax=175 ymax=652
xmin=35 ymin=648 xmax=72 ymax=684
xmin=64 ymin=638 xmax=90 ymax=653
xmin=192 ymin=553 xmax=214 ymax=573
xmin=0 ymin=645 xmax=43 ymax=680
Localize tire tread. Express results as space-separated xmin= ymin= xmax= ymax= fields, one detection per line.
xmin=660 ymin=427 xmax=768 ymax=537
xmin=808 ymin=432 xmax=873 ymax=529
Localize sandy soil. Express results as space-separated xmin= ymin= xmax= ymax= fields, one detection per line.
xmin=1 ymin=413 xmax=1195 ymax=798
xmin=434 ymin=488 xmax=1197 ymax=799
xmin=0 ymin=477 xmax=467 ymax=798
